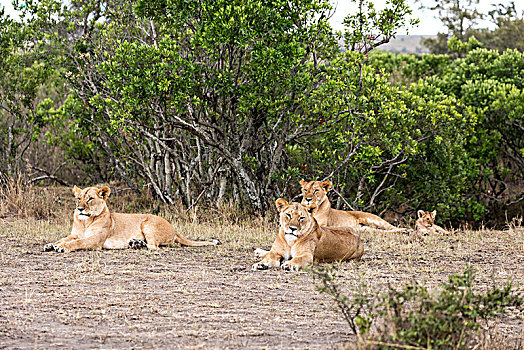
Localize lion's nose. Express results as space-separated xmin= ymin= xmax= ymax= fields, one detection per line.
xmin=289 ymin=226 xmax=297 ymax=232
xmin=305 ymin=198 xmax=312 ymax=203
xmin=78 ymin=207 xmax=85 ymax=212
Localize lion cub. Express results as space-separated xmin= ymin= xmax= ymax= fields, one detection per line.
xmin=415 ymin=210 xmax=449 ymax=235
xmin=44 ymin=185 xmax=220 ymax=252
xmin=252 ymin=199 xmax=364 ymax=271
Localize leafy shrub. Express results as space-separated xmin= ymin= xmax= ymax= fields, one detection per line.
xmin=312 ymin=265 xmax=523 ymax=349
xmin=368 ymin=45 xmax=524 ymax=226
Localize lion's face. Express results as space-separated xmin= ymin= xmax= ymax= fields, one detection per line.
xmin=73 ymin=185 xmax=111 ymax=221
xmin=276 ymin=199 xmax=316 ymax=243
xmin=300 ymin=180 xmax=332 ymax=206
xmin=417 ymin=210 xmax=436 ymax=227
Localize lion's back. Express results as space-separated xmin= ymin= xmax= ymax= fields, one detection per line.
xmin=111 ymin=212 xmax=155 ymax=235
xmin=315 ymin=226 xmax=363 ymax=262
xmin=327 ymin=209 xmax=358 ymax=227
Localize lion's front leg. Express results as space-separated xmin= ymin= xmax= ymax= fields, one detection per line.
xmin=43 ymin=235 xmax=78 ymax=252
xmin=253 ymin=248 xmax=270 ymax=259
xmin=252 ymin=251 xmax=284 ymax=270
xmin=281 ymin=253 xmax=313 ymax=271
xmin=53 ymin=232 xmax=107 ymax=252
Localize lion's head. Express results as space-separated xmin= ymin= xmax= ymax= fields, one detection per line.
xmin=417 ymin=210 xmax=436 ymax=228
xmin=73 ymin=185 xmax=111 ymax=221
xmin=275 ymin=198 xmax=317 ymax=243
xmin=300 ymin=179 xmax=332 ymax=207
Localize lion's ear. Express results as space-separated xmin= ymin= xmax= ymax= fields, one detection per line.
xmin=299 ymin=179 xmax=307 ymax=188
xmin=321 ymin=180 xmax=332 ymax=192
xmin=431 ymin=210 xmax=437 ymax=219
xmin=275 ymin=198 xmax=289 ymax=212
xmin=97 ymin=186 xmax=111 ymax=200
xmin=306 ymin=204 xmax=317 ymax=215
xmin=73 ymin=185 xmax=82 ymax=198
xmin=417 ymin=210 xmax=424 ymax=219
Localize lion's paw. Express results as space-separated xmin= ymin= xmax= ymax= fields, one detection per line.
xmin=43 ymin=243 xmax=55 ymax=252
xmin=254 ymin=248 xmax=269 ymax=259
xmin=252 ymin=262 xmax=270 ymax=271
xmin=281 ymin=262 xmax=300 ymax=271
xmin=53 ymin=245 xmax=68 ymax=253
xmin=129 ymin=239 xmax=148 ymax=249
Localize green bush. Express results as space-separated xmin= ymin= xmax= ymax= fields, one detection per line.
xmin=312 ymin=265 xmax=523 ymax=349
xmin=368 ymin=45 xmax=524 ymax=225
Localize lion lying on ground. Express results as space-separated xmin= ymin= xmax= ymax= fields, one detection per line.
xmin=252 ymin=199 xmax=364 ymax=271
xmin=415 ymin=210 xmax=449 ymax=235
xmin=300 ymin=180 xmax=405 ymax=233
xmin=43 ymin=186 xmax=220 ymax=252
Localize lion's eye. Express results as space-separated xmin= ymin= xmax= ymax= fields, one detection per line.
xmin=87 ymin=197 xmax=93 ymax=202
xmin=299 ymin=217 xmax=305 ymax=221
xmin=286 ymin=214 xmax=291 ymax=219
xmin=314 ymin=190 xmax=318 ymax=194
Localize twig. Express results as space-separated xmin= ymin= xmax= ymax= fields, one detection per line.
xmin=112 ymin=187 xmax=134 ymax=195
xmin=506 ymin=193 xmax=524 ymax=206
xmin=322 ymin=140 xmax=361 ymax=182
xmin=28 ymin=164 xmax=71 ymax=187
xmin=331 ymin=187 xmax=355 ymax=211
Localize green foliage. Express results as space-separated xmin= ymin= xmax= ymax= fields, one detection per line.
xmin=311 ymin=265 xmax=373 ymax=335
xmin=343 ymin=0 xmax=419 ymax=53
xmin=0 ymin=6 xmax=54 ymax=175
xmin=312 ymin=265 xmax=523 ymax=349
xmin=447 ymin=35 xmax=482 ymax=55
xmin=417 ymin=0 xmax=483 ymax=54
xmin=18 ymin=0 xmax=419 ymax=212
xmin=420 ymin=0 xmax=524 ymax=54
xmin=381 ymin=268 xmax=522 ymax=348
xmin=470 ymin=2 xmax=524 ymax=52
xmin=368 ymin=44 xmax=524 ymax=224
xmin=484 ymin=18 xmax=524 ymax=52
xmin=370 ymin=50 xmax=451 ymax=85
xmin=96 ymin=0 xmax=343 ymax=210
xmin=294 ymin=60 xmax=475 ymax=216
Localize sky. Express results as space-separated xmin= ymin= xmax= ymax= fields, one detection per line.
xmin=1 ymin=0 xmax=523 ymax=36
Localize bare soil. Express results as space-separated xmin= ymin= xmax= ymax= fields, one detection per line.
xmin=0 ymin=217 xmax=523 ymax=349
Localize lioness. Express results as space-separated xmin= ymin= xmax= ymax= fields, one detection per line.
xmin=300 ymin=179 xmax=405 ymax=233
xmin=415 ymin=210 xmax=449 ymax=235
xmin=252 ymin=199 xmax=364 ymax=271
xmin=43 ymin=185 xmax=220 ymax=252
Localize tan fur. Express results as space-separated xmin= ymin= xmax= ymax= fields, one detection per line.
xmin=416 ymin=210 xmax=449 ymax=236
xmin=252 ymin=199 xmax=364 ymax=271
xmin=44 ymin=186 xmax=219 ymax=252
xmin=300 ymin=180 xmax=405 ymax=233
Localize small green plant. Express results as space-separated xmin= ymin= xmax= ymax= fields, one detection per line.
xmin=311 ymin=265 xmax=374 ymax=336
xmin=311 ymin=265 xmax=523 ymax=349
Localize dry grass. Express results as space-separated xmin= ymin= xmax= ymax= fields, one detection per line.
xmin=0 ymin=176 xmax=62 ymax=221
xmin=0 ymin=184 xmax=523 ymax=349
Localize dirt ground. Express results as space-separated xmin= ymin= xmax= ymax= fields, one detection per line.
xmin=0 ymin=217 xmax=523 ymax=349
